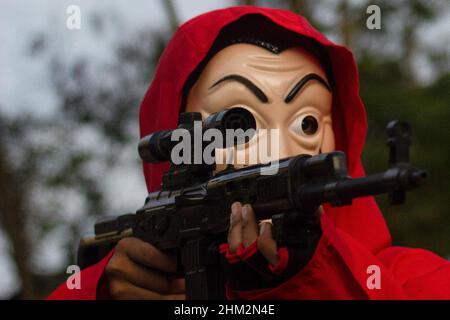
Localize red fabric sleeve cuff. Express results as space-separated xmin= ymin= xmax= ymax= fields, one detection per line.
xmin=236 ymin=241 xmax=258 ymax=261
xmin=219 ymin=243 xmax=240 ymax=264
xmin=268 ymin=247 xmax=289 ymax=275
xmin=219 ymin=243 xmax=229 ymax=254
xmin=47 ymin=248 xmax=115 ymax=300
xmin=220 ymin=241 xmax=260 ymax=264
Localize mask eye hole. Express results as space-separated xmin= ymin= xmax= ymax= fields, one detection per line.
xmin=291 ymin=114 xmax=319 ymax=137
xmin=301 ymin=115 xmax=319 ymax=135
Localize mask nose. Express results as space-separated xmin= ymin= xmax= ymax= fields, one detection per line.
xmin=257 ymin=127 xmax=297 ymax=162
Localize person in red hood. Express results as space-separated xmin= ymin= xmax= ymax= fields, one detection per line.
xmin=48 ymin=6 xmax=450 ymax=300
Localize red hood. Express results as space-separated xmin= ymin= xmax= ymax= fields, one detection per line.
xmin=139 ymin=6 xmax=391 ymax=253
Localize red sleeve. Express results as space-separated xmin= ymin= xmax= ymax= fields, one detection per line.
xmin=47 ymin=249 xmax=115 ymax=300
xmin=377 ymin=246 xmax=450 ymax=299
xmin=226 ymin=214 xmax=450 ymax=300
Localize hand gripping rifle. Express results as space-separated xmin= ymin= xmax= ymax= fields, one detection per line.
xmin=78 ymin=108 xmax=427 ymax=299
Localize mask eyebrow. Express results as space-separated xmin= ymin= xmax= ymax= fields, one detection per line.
xmin=284 ymin=73 xmax=331 ymax=103
xmin=209 ymin=74 xmax=269 ymax=103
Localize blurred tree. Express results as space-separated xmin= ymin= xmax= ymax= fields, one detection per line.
xmin=0 ymin=118 xmax=35 ymax=299
xmin=337 ymin=0 xmax=354 ymax=48
xmin=289 ymin=0 xmax=306 ymax=15
xmin=161 ymin=0 xmax=179 ymax=33
xmin=398 ymin=0 xmax=438 ymax=86
xmin=242 ymin=0 xmax=257 ymax=6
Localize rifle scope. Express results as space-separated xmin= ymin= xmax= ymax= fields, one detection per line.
xmin=138 ymin=107 xmax=257 ymax=164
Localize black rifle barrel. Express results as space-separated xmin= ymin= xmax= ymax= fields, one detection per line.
xmin=299 ymin=166 xmax=427 ymax=206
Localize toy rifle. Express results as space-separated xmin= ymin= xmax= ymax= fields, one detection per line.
xmin=78 ymin=107 xmax=427 ymax=299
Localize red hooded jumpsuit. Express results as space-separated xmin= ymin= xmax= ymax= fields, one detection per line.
xmin=48 ymin=6 xmax=450 ymax=300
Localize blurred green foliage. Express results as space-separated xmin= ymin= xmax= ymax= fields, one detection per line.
xmin=360 ymin=58 xmax=450 ymax=256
